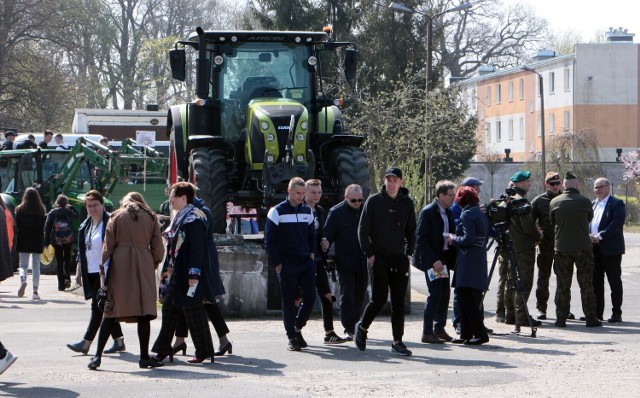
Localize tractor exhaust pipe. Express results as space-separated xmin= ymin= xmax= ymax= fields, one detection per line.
xmin=195 ymin=27 xmax=209 ymax=100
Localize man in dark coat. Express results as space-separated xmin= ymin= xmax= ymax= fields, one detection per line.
xmin=414 ymin=180 xmax=456 ymax=344
xmin=590 ymin=177 xmax=626 ymax=322
xmin=356 ymin=166 xmax=416 ymax=356
xmin=38 ymin=130 xmax=53 ymax=149
xmin=550 ymin=172 xmax=601 ymax=327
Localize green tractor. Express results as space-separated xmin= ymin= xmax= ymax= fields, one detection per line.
xmin=168 ymin=28 xmax=370 ymax=233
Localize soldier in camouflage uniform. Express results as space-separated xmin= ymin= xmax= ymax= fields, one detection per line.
xmin=549 ymin=172 xmax=601 ymax=327
xmin=495 ymin=182 xmax=514 ymax=324
xmin=531 ymin=172 xmax=575 ymax=320
xmin=505 ymin=171 xmax=543 ymax=331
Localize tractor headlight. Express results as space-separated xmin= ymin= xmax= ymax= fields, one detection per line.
xmin=308 ymin=56 xmax=318 ymax=66
xmin=296 ymin=155 xmax=304 ymax=162
xmin=267 ymin=134 xmax=274 ymax=142
xmin=267 ymin=155 xmax=274 ymax=163
xmin=297 ymin=134 xmax=304 ymax=141
xmin=261 ymin=122 xmax=269 ymax=130
xmin=301 ymin=121 xmax=307 ymax=130
xmin=213 ymin=55 xmax=224 ymax=66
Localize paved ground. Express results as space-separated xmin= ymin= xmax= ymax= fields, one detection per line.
xmin=1 ymin=234 xmax=640 ymax=397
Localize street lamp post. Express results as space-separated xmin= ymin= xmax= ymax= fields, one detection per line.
xmin=389 ymin=2 xmax=472 ymax=202
xmin=523 ymin=66 xmax=545 ymax=177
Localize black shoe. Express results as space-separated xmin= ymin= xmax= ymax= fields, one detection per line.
xmin=295 ymin=332 xmax=307 ymax=348
xmin=608 ymin=316 xmax=622 ymax=323
xmin=88 ymin=356 xmax=101 ymax=370
xmin=586 ymin=319 xmax=603 ymax=327
xmin=464 ymin=337 xmax=489 ymax=346
xmin=139 ymin=357 xmax=164 ymax=368
xmin=495 ymin=314 xmax=506 ymax=323
xmin=354 ymin=322 xmax=367 ymax=351
xmin=288 ymin=338 xmax=301 ymax=351
xmin=324 ymin=331 xmax=347 ymax=344
xmin=104 ymin=337 xmax=125 ymax=354
xmin=579 ymin=316 xmax=587 ymax=321
xmin=554 ymin=319 xmax=567 ymax=327
xmin=528 ymin=316 xmax=542 ymax=327
xmin=567 ymin=312 xmax=575 ymax=320
xmin=214 ymin=341 xmax=232 ymax=356
xmin=451 ymin=338 xmax=466 ymax=344
xmin=536 ymin=311 xmax=547 ymax=320
xmin=172 ymin=342 xmax=188 ymax=356
xmin=391 ymin=342 xmax=412 ymax=356
xmin=64 ymin=279 xmax=71 ymax=289
xmin=484 ymin=327 xmax=494 ymax=335
xmin=67 ymin=340 xmax=91 ymax=355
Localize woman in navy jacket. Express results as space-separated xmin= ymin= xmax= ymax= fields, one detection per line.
xmin=447 ymin=186 xmax=490 ymax=345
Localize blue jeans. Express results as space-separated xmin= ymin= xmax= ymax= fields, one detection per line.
xmin=336 ymin=256 xmax=368 ymax=335
xmin=278 ymin=257 xmax=316 ymax=339
xmin=423 ymin=275 xmax=451 ymax=335
xmin=19 ymin=252 xmax=41 ymax=290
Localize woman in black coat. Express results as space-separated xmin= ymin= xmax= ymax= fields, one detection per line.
xmin=152 ymin=182 xmax=215 ymax=364
xmin=447 ymin=186 xmax=490 ymax=345
xmin=15 ymin=188 xmax=46 ymax=300
xmin=44 ymin=194 xmax=79 ymax=291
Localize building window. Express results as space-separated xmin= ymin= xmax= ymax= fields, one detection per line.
xmin=564 ymin=68 xmax=570 ymax=91
xmin=549 ymin=113 xmax=555 ymax=135
xmin=486 ymin=122 xmax=491 ymax=143
xmin=519 ymin=78 xmax=524 ymax=99
xmin=549 ymin=72 xmax=555 ymax=94
xmin=486 ymin=86 xmax=491 ymax=106
xmin=508 ymin=81 xmax=514 ymax=102
xmin=508 ymin=119 xmax=514 ymax=140
xmin=564 ymin=111 xmax=570 ymax=132
xmin=519 ymin=117 xmax=524 ymax=139
xmin=496 ymin=84 xmax=502 ymax=104
xmin=496 ymin=121 xmax=502 ymax=141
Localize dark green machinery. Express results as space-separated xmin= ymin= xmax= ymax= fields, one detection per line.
xmin=168 ymin=28 xmax=370 ymax=233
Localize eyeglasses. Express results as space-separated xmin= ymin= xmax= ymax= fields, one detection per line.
xmin=348 ymin=198 xmax=364 ymax=203
xmin=548 ymin=181 xmax=562 ymax=186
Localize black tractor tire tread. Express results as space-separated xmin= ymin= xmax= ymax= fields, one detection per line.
xmin=189 ymin=148 xmax=228 ymax=234
xmin=332 ymin=147 xmax=370 ymax=198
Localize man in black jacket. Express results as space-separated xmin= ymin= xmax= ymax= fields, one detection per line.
xmin=323 ymin=184 xmax=367 ymax=341
xmin=355 ymin=167 xmax=416 ymax=356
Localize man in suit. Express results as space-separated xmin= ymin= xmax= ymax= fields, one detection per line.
xmin=590 ymin=177 xmax=625 ymax=322
xmin=415 ymin=180 xmax=456 ymax=344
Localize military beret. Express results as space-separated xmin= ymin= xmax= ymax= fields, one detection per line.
xmin=510 ymin=170 xmax=531 ymax=183
xmin=545 ymin=172 xmax=560 ymax=183
xmin=564 ymin=171 xmax=578 ymax=180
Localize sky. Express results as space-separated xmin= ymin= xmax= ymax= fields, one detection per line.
xmin=510 ymin=0 xmax=640 ymax=42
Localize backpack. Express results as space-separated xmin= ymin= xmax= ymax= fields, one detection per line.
xmin=53 ymin=214 xmax=73 ymax=245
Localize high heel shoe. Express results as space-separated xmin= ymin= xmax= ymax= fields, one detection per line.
xmin=155 ymin=352 xmax=174 ymax=363
xmin=139 ymin=357 xmax=165 ymax=368
xmin=187 ymin=356 xmax=214 ymax=364
xmin=172 ymin=342 xmax=187 ymax=356
xmin=213 ymin=341 xmax=232 ymax=356
xmin=88 ymin=356 xmax=101 ymax=370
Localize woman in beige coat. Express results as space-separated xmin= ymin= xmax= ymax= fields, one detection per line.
xmin=88 ymin=192 xmax=164 ymax=370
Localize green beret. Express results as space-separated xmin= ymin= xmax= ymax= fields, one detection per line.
xmin=564 ymin=171 xmax=578 ymax=180
xmin=510 ymin=170 xmax=531 ymax=183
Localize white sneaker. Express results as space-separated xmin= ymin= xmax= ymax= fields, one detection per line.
xmin=32 ymin=293 xmax=40 ymax=300
xmin=0 ymin=351 xmax=17 ymax=375
xmin=17 ymin=282 xmax=27 ymax=297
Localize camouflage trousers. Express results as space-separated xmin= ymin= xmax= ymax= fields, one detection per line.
xmin=496 ymin=248 xmax=510 ymax=318
xmin=506 ymin=248 xmax=535 ymax=326
xmin=535 ymin=239 xmax=555 ymax=313
xmin=553 ymin=250 xmax=597 ymax=321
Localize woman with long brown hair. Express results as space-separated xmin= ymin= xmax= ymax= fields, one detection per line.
xmin=88 ymin=192 xmax=164 ymax=370
xmin=15 ymin=187 xmax=46 ymax=300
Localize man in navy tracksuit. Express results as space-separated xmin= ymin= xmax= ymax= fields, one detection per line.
xmin=265 ymin=177 xmax=316 ymax=351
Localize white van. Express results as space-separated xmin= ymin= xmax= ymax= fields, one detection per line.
xmin=14 ymin=133 xmax=106 ymax=149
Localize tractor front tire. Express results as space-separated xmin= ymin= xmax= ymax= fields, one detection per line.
xmin=189 ymin=148 xmax=228 ymax=234
xmin=332 ymin=146 xmax=370 ymax=199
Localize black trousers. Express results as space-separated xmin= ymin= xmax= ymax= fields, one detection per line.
xmin=456 ymin=287 xmax=488 ymax=340
xmin=84 ymin=272 xmax=123 ymax=342
xmin=54 ymin=243 xmax=72 ymax=289
xmin=315 ymin=261 xmax=335 ymax=333
xmin=592 ymin=246 xmax=623 ymax=318
xmin=175 ymin=302 xmax=230 ymax=338
xmin=360 ymin=254 xmax=409 ymax=342
xmin=336 ymin=256 xmax=367 ymax=335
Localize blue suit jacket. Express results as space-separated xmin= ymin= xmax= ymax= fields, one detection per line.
xmin=593 ymin=195 xmax=625 ymax=256
xmin=413 ymin=200 xmax=456 ymax=272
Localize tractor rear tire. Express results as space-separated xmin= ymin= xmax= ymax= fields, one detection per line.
xmin=189 ymin=148 xmax=228 ymax=234
xmin=332 ymin=146 xmax=370 ymax=199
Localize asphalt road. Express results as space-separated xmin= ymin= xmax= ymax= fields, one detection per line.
xmin=1 ymin=234 xmax=640 ymax=397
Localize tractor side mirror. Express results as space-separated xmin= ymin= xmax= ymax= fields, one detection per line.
xmin=169 ymin=49 xmax=186 ymax=81
xmin=344 ymin=48 xmax=357 ymax=85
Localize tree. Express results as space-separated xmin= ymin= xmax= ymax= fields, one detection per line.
xmin=246 ymin=0 xmax=324 ymax=30
xmin=478 ymin=150 xmax=505 ymax=198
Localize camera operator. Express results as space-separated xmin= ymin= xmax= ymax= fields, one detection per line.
xmin=531 ymin=172 xmax=575 ymax=321
xmin=506 ymin=171 xmax=543 ymax=331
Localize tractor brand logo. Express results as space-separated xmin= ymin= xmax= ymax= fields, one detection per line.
xmin=247 ymin=36 xmax=286 ymax=42
xmin=277 ymin=125 xmax=289 ymax=131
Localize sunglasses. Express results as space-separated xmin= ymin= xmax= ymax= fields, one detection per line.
xmin=548 ymin=181 xmax=562 ymax=186
xmin=348 ymin=198 xmax=364 ymax=203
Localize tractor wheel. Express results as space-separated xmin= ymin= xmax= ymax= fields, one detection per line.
xmin=332 ymin=146 xmax=371 ymax=199
xmin=189 ymin=147 xmax=228 ymax=234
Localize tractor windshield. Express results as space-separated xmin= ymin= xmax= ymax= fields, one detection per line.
xmin=216 ymin=42 xmax=312 ymax=142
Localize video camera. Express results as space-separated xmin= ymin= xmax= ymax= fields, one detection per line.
xmin=486 ymin=187 xmax=532 ymax=231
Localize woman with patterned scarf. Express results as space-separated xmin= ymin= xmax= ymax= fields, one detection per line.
xmin=152 ymin=182 xmax=215 ymax=364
